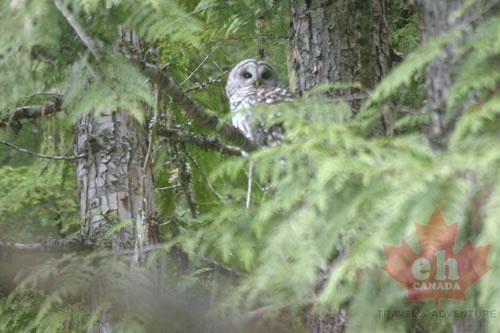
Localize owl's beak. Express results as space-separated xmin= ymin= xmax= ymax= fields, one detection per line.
xmin=254 ymin=80 xmax=260 ymax=88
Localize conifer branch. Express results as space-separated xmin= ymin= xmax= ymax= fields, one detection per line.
xmin=183 ymin=74 xmax=226 ymax=93
xmin=180 ymin=44 xmax=222 ymax=86
xmin=185 ymin=150 xmax=225 ymax=202
xmin=0 ymin=98 xmax=63 ymax=125
xmin=137 ymin=61 xmax=257 ymax=152
xmin=0 ymin=140 xmax=88 ymax=160
xmin=157 ymin=127 xmax=243 ymax=156
xmin=53 ymin=0 xmax=102 ymax=62
xmin=0 ymin=237 xmax=86 ymax=253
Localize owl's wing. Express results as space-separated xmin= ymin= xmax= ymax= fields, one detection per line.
xmin=255 ymin=87 xmax=294 ymax=145
xmin=255 ymin=86 xmax=294 ymax=105
xmin=232 ymin=110 xmax=267 ymax=146
xmin=231 ymin=111 xmax=252 ymax=139
xmin=230 ymin=87 xmax=294 ymax=147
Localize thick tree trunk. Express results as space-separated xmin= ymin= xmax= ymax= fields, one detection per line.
xmin=415 ymin=0 xmax=471 ymax=147
xmin=288 ymin=0 xmax=392 ymax=331
xmin=73 ymin=110 xmax=158 ymax=332
xmin=74 ymin=110 xmax=157 ymax=249
xmin=289 ymin=0 xmax=391 ymax=114
xmin=413 ymin=0 xmax=499 ymax=147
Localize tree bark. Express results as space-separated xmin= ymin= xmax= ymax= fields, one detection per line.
xmin=288 ymin=0 xmax=392 ymax=331
xmin=74 ymin=110 xmax=158 ymax=250
xmin=412 ymin=0 xmax=499 ymax=147
xmin=289 ymin=0 xmax=391 ymax=114
xmin=73 ymin=110 xmax=158 ymax=332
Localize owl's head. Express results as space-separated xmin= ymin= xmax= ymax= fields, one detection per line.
xmin=226 ymin=59 xmax=282 ymax=99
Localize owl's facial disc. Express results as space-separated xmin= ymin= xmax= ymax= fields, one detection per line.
xmin=240 ymin=66 xmax=259 ymax=88
xmin=257 ymin=62 xmax=278 ymax=88
xmin=261 ymin=70 xmax=272 ymax=80
xmin=226 ymin=59 xmax=282 ymax=100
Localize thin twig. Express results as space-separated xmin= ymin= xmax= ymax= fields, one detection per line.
xmin=180 ymin=44 xmax=222 ymax=86
xmin=173 ymin=144 xmax=199 ymax=218
xmin=180 ymin=54 xmax=211 ymax=86
xmin=53 ymin=0 xmax=102 ymax=61
xmin=0 ymin=140 xmax=88 ymax=160
xmin=155 ymin=185 xmax=179 ymax=191
xmin=246 ymin=161 xmax=253 ymax=209
xmin=185 ymin=150 xmax=225 ymax=202
xmin=184 ymin=70 xmax=229 ymax=93
xmin=133 ymin=86 xmax=162 ymax=266
xmin=143 ymin=87 xmax=160 ymax=172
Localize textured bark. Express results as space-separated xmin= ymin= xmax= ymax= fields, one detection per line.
xmin=412 ymin=0 xmax=498 ymax=147
xmin=74 ymin=110 xmax=158 ymax=249
xmin=416 ymin=0 xmax=463 ymax=112
xmin=289 ymin=0 xmax=391 ymax=114
xmin=288 ymin=0 xmax=392 ymax=331
xmin=73 ymin=110 xmax=159 ymax=333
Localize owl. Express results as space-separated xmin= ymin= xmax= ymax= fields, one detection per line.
xmin=226 ymin=59 xmax=293 ymax=147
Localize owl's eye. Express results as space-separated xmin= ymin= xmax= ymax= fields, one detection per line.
xmin=261 ymin=70 xmax=272 ymax=80
xmin=242 ymin=72 xmax=252 ymax=79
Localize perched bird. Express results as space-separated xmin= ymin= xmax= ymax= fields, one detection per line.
xmin=225 ymin=59 xmax=293 ymax=146
xmin=226 ymin=59 xmax=293 ymax=208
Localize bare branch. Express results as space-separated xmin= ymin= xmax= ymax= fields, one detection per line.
xmin=0 ymin=237 xmax=86 ymax=254
xmin=20 ymin=93 xmax=64 ymax=107
xmin=180 ymin=44 xmax=222 ymax=86
xmin=173 ymin=143 xmax=199 ymax=218
xmin=184 ymin=71 xmax=229 ymax=93
xmin=137 ymin=61 xmax=257 ymax=152
xmin=53 ymin=0 xmax=102 ymax=61
xmin=185 ymin=150 xmax=225 ymax=202
xmin=180 ymin=53 xmax=211 ymax=86
xmin=0 ymin=140 xmax=88 ymax=160
xmin=157 ymin=127 xmax=243 ymax=156
xmin=1 ymin=98 xmax=63 ymax=125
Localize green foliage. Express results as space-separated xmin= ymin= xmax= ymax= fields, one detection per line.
xmin=1 ymin=0 xmax=499 ymax=332
xmin=0 ymin=289 xmax=46 ymax=333
xmin=1 ymin=250 xmax=227 ymax=333
xmin=386 ymin=0 xmax=419 ymax=55
xmin=0 ymin=163 xmax=79 ymax=241
xmin=0 ymin=288 xmax=86 ymax=333
xmin=62 ymin=54 xmax=153 ymax=122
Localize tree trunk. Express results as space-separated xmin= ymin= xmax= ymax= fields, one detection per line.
xmin=415 ymin=0 xmax=470 ymax=147
xmin=73 ymin=109 xmax=158 ymax=332
xmin=413 ymin=0 xmax=499 ymax=147
xmin=288 ymin=0 xmax=392 ymax=331
xmin=289 ymin=0 xmax=391 ymax=114
xmin=74 ymin=110 xmax=158 ymax=249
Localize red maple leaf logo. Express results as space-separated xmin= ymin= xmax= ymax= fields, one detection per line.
xmin=381 ymin=207 xmax=492 ymax=306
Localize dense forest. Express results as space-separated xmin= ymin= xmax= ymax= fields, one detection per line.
xmin=0 ymin=0 xmax=499 ymax=332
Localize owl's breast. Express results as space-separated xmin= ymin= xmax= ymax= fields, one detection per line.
xmin=229 ymin=86 xmax=260 ymax=111
xmin=255 ymin=86 xmax=294 ymax=105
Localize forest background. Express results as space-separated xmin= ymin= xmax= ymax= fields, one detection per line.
xmin=0 ymin=0 xmax=499 ymax=332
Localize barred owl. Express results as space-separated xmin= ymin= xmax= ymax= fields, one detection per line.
xmin=226 ymin=59 xmax=293 ymax=146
